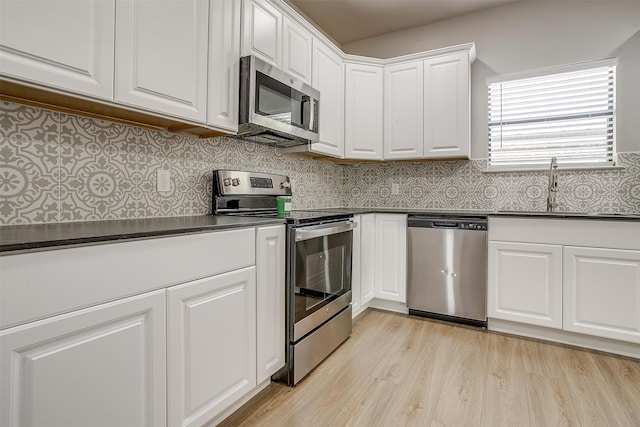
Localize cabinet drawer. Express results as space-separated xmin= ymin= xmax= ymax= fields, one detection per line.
xmin=489 ymin=217 xmax=640 ymax=250
xmin=0 ymin=228 xmax=255 ymax=329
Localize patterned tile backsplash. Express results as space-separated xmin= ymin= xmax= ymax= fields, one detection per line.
xmin=1 ymin=100 xmax=639 ymax=225
xmin=343 ymin=155 xmax=640 ymax=213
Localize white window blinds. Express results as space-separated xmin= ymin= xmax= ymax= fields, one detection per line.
xmin=488 ymin=61 xmax=616 ymax=169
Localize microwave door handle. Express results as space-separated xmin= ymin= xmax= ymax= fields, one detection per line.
xmin=308 ymin=97 xmax=315 ymax=132
xmin=301 ymin=95 xmax=311 ymax=131
xmin=295 ymin=220 xmax=357 ymax=242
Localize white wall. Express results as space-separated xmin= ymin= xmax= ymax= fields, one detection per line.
xmin=343 ymin=0 xmax=640 ymax=158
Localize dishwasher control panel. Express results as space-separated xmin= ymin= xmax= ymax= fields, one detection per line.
xmin=408 ymin=216 xmax=487 ymax=231
xmin=465 ymin=222 xmax=487 ymax=230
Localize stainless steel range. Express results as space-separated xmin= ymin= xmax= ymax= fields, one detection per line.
xmin=213 ymin=170 xmax=355 ymax=386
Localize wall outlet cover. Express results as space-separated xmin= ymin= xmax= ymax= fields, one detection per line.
xmin=157 ymin=169 xmax=171 ymax=192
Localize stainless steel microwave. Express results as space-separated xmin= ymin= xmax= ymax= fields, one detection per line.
xmin=238 ymin=55 xmax=320 ymax=147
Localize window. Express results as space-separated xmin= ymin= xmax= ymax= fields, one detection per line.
xmin=487 ymin=60 xmax=616 ymax=170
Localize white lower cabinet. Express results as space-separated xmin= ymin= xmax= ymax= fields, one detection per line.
xmin=351 ymin=213 xmax=403 ymax=317
xmin=0 ymin=290 xmax=167 ymax=427
xmin=488 ymin=217 xmax=640 ymax=356
xmin=1 ymin=225 xmax=288 ymax=427
xmin=563 ymin=246 xmax=640 ymax=344
xmin=167 ymin=267 xmax=257 ymax=427
xmin=256 ymin=225 xmax=286 ymax=383
xmin=351 ymin=215 xmax=363 ymax=316
xmin=374 ymin=214 xmax=407 ymax=303
xmin=351 ymin=214 xmax=376 ymax=317
xmin=488 ymin=241 xmax=562 ymax=329
xmin=360 ymin=214 xmax=376 ymax=306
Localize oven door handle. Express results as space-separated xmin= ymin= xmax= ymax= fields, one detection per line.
xmin=295 ymin=220 xmax=356 ymax=242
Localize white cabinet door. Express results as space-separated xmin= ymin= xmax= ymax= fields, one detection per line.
xmin=563 ymin=247 xmax=640 ymax=344
xmin=282 ymin=17 xmax=312 ymax=85
xmin=208 ymin=0 xmax=241 ymax=131
xmin=374 ymin=214 xmax=407 ymax=303
xmin=423 ymin=52 xmax=470 ymax=158
xmin=345 ymin=63 xmax=384 ymax=160
xmin=242 ymin=0 xmax=282 ymax=67
xmin=0 ymin=0 xmax=114 ymax=100
xmin=488 ymin=241 xmax=563 ymax=329
xmin=167 ymin=267 xmax=256 ymax=427
xmin=0 ymin=290 xmax=166 ymax=427
xmin=115 ymin=0 xmax=208 ymax=122
xmin=256 ymin=225 xmax=286 ymax=383
xmin=360 ymin=214 xmax=376 ymax=305
xmin=311 ymin=40 xmax=345 ymax=158
xmin=351 ymin=215 xmax=363 ymax=316
xmin=384 ymin=61 xmax=424 ymax=159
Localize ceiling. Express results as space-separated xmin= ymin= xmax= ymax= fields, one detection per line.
xmin=285 ymin=0 xmax=519 ymax=45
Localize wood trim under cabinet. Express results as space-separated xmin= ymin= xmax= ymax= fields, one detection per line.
xmin=0 ymin=79 xmax=229 ymax=139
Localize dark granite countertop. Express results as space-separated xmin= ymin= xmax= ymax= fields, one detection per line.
xmin=305 ymin=207 xmax=640 ymax=221
xmin=0 ymin=216 xmax=285 ymax=254
xmin=2 ymin=208 xmax=637 ymax=254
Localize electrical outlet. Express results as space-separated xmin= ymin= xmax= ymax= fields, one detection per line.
xmin=391 ymin=183 xmax=399 ymax=195
xmin=157 ymin=169 xmax=170 ymax=192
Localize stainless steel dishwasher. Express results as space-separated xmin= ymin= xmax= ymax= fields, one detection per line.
xmin=407 ymin=215 xmax=487 ymax=327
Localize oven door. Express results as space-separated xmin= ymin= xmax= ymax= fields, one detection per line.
xmin=290 ymin=220 xmax=355 ymax=342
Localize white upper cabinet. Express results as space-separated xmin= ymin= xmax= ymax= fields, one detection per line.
xmin=0 ymin=0 xmax=115 ymax=100
xmin=282 ymin=17 xmax=313 ymax=85
xmin=423 ymin=52 xmax=470 ymax=158
xmin=383 ymin=46 xmax=473 ymax=161
xmin=345 ymin=62 xmax=384 ymax=160
xmin=115 ymin=0 xmax=208 ymax=122
xmin=242 ymin=0 xmax=282 ymax=67
xmin=384 ymin=61 xmax=424 ymax=159
xmin=311 ymin=41 xmax=345 ymax=158
xmin=208 ymin=0 xmax=241 ymax=131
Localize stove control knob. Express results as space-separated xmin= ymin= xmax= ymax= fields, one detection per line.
xmin=280 ymin=181 xmax=291 ymax=189
xmin=232 ymin=178 xmax=240 ymax=186
xmin=223 ymin=178 xmax=231 ymax=186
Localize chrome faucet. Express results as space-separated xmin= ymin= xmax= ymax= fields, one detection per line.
xmin=547 ymin=157 xmax=558 ymax=212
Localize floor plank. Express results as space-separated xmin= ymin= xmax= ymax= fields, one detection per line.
xmin=217 ymin=309 xmax=640 ymax=427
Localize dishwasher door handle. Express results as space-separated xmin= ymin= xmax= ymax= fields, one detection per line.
xmin=432 ymin=221 xmax=460 ymax=228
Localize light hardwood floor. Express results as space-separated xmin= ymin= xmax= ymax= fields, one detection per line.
xmin=219 ymin=309 xmax=640 ymax=426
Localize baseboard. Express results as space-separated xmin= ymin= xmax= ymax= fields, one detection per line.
xmin=204 ymin=379 xmax=271 ymax=426
xmin=368 ymin=298 xmax=409 ymax=314
xmin=489 ymin=318 xmax=640 ymax=359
